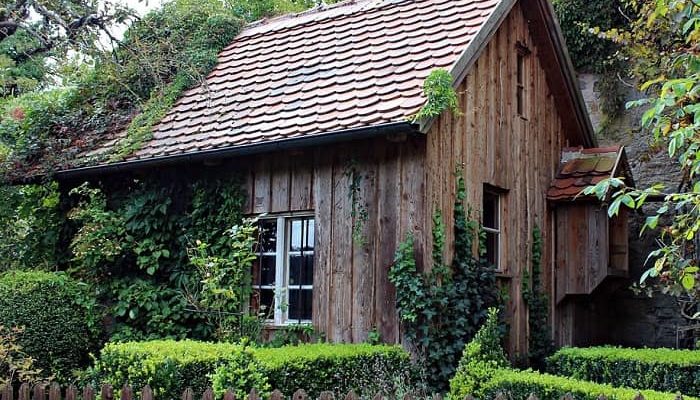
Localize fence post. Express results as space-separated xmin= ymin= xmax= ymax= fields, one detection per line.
xmin=560 ymin=394 xmax=575 ymax=400
xmin=1 ymin=383 xmax=13 ymax=400
xmin=100 ymin=384 xmax=113 ymax=400
xmin=83 ymin=386 xmax=95 ymax=400
xmin=402 ymin=394 xmax=413 ymax=400
xmin=527 ymin=394 xmax=539 ymax=400
xmin=31 ymin=383 xmax=45 ymax=400
xmin=596 ymin=395 xmax=608 ymax=400
xmin=201 ymin=388 xmax=214 ymax=400
xmin=319 ymin=391 xmax=334 ymax=400
xmin=344 ymin=391 xmax=358 ymax=400
xmin=493 ymin=393 xmax=507 ymax=400
xmin=48 ymin=383 xmax=60 ymax=400
xmin=66 ymin=385 xmax=78 ymax=400
xmin=247 ymin=388 xmax=259 ymax=400
xmin=269 ymin=390 xmax=283 ymax=400
xmin=18 ymin=384 xmax=29 ymax=400
xmin=223 ymin=390 xmax=235 ymax=400
xmin=121 ymin=385 xmax=133 ymax=400
xmin=141 ymin=386 xmax=153 ymax=400
xmin=464 ymin=396 xmax=476 ymax=400
xmin=182 ymin=388 xmax=193 ymax=400
xmin=633 ymin=394 xmax=645 ymax=400
xmin=371 ymin=393 xmax=383 ymax=400
xmin=292 ymin=389 xmax=307 ymax=400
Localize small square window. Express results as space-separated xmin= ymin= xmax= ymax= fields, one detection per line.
xmin=516 ymin=44 xmax=530 ymax=117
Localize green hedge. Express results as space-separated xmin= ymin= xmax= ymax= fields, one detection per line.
xmin=546 ymin=347 xmax=700 ymax=397
xmin=248 ymin=343 xmax=411 ymax=398
xmin=0 ymin=270 xmax=100 ymax=381
xmin=482 ymin=369 xmax=693 ymax=400
xmin=91 ymin=341 xmax=412 ymax=399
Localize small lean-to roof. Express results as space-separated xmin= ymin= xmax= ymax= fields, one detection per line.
xmin=80 ymin=0 xmax=504 ymax=164
xmin=547 ymin=146 xmax=633 ymax=202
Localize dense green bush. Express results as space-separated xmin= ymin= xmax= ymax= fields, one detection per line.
xmin=481 ymin=369 xmax=693 ymax=400
xmin=89 ymin=340 xmax=263 ymax=398
xmin=0 ymin=270 xmax=100 ymax=381
xmin=251 ymin=343 xmax=412 ymax=398
xmin=91 ymin=341 xmax=412 ymax=399
xmin=449 ymin=308 xmax=508 ymax=399
xmin=546 ymin=347 xmax=700 ymax=396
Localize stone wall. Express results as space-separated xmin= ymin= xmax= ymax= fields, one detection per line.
xmin=577 ymin=73 xmax=689 ymax=348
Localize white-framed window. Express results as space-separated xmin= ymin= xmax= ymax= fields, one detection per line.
xmin=483 ymin=188 xmax=502 ymax=271
xmin=252 ymin=214 xmax=314 ymax=325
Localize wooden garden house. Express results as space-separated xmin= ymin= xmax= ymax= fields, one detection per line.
xmin=54 ymin=0 xmax=634 ymax=355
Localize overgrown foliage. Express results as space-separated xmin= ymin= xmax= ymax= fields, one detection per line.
xmin=66 ymin=176 xmax=247 ymax=342
xmin=546 ymin=346 xmax=700 ymax=397
xmin=412 ymin=69 xmax=461 ymax=123
xmin=389 ymin=172 xmax=499 ymax=392
xmin=448 ymin=307 xmax=508 ymax=400
xmin=0 ymin=270 xmax=100 ymax=382
xmin=521 ymin=226 xmax=554 ymax=369
xmin=583 ymin=0 xmax=700 ymax=309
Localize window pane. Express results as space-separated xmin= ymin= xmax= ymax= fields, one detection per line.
xmin=288 ymin=289 xmax=312 ymax=321
xmin=305 ymin=219 xmax=315 ymax=250
xmin=290 ymin=219 xmax=303 ymax=251
xmin=289 ymin=254 xmax=314 ymax=286
xmin=258 ymin=255 xmax=276 ymax=285
xmin=258 ymin=220 xmax=277 ymax=253
xmin=485 ymin=231 xmax=499 ymax=268
xmin=483 ymin=192 xmax=499 ymax=229
xmin=253 ymin=289 xmax=275 ymax=318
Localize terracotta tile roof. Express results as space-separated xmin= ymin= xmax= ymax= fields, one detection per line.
xmin=547 ymin=146 xmax=627 ymax=202
xmin=84 ymin=0 xmax=502 ymax=164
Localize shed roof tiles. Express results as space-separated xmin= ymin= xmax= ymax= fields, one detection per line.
xmin=85 ymin=0 xmax=502 ymax=163
xmin=547 ymin=146 xmax=629 ymax=202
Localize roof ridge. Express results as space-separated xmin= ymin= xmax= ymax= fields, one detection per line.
xmin=236 ymin=0 xmax=412 ymax=41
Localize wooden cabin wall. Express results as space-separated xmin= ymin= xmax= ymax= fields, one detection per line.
xmin=239 ymin=136 xmax=426 ymax=344
xmin=424 ymin=3 xmax=582 ymax=357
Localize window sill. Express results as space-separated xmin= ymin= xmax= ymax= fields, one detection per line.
xmin=495 ymin=272 xmax=513 ymax=279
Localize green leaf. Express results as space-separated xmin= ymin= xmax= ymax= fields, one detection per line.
xmin=681 ymin=274 xmax=695 ymax=290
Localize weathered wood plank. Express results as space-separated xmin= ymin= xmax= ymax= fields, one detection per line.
xmin=290 ymin=151 xmax=313 ymax=211
xmin=312 ymin=147 xmax=333 ymax=339
xmin=253 ymin=157 xmax=271 ymax=214
xmin=271 ymin=156 xmax=291 ymax=213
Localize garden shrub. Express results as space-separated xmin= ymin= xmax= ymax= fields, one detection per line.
xmin=91 ymin=341 xmax=411 ymax=399
xmin=546 ymin=347 xmax=700 ymax=396
xmin=481 ymin=369 xmax=693 ymax=400
xmin=0 ymin=270 xmax=100 ymax=381
xmin=251 ymin=343 xmax=412 ymax=398
xmin=449 ymin=308 xmax=509 ymax=400
xmin=89 ymin=340 xmax=266 ymax=399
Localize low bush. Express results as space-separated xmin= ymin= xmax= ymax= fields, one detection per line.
xmin=251 ymin=343 xmax=412 ymax=398
xmin=89 ymin=340 xmax=265 ymax=399
xmin=0 ymin=270 xmax=100 ymax=381
xmin=91 ymin=340 xmax=412 ymax=399
xmin=481 ymin=369 xmax=693 ymax=400
xmin=546 ymin=347 xmax=700 ymax=397
xmin=449 ymin=308 xmax=508 ymax=399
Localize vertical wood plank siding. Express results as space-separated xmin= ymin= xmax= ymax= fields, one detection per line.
xmin=243 ymin=138 xmax=425 ymax=343
xmin=424 ymin=4 xmax=581 ymax=355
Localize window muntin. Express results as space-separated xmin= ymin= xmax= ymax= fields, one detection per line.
xmin=483 ymin=190 xmax=501 ymax=270
xmin=252 ymin=215 xmax=314 ymax=325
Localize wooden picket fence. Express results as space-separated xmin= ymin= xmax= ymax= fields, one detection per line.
xmin=0 ymin=383 xmax=670 ymax=400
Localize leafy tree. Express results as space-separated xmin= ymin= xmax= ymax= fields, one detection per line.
xmin=585 ymin=0 xmax=700 ymax=317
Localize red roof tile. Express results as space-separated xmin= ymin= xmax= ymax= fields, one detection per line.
xmin=547 ymin=146 xmax=625 ymax=202
xmin=82 ymin=0 xmax=503 ymax=164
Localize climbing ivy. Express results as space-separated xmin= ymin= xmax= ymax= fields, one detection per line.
xmin=521 ymin=225 xmax=554 ymax=370
xmin=412 ymin=69 xmax=462 ymax=123
xmin=344 ymin=158 xmax=369 ymax=247
xmin=389 ymin=171 xmax=499 ymax=393
xmin=67 ymin=175 xmax=248 ymax=342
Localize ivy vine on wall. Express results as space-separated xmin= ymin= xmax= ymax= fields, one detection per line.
xmin=412 ymin=69 xmax=462 ymax=123
xmin=389 ymin=170 xmax=499 ymax=393
xmin=521 ymin=225 xmax=554 ymax=370
xmin=344 ymin=158 xmax=369 ymax=247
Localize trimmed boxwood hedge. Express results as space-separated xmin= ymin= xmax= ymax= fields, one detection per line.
xmin=481 ymin=369 xmax=694 ymax=400
xmin=247 ymin=343 xmax=411 ymax=398
xmin=0 ymin=270 xmax=100 ymax=381
xmin=546 ymin=347 xmax=700 ymax=397
xmin=91 ymin=340 xmax=412 ymax=399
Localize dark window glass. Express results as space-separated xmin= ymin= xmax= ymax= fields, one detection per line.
xmin=483 ymin=192 xmax=499 ymax=229
xmin=259 ymin=256 xmax=276 ymax=285
xmin=254 ymin=289 xmax=275 ymax=318
xmin=258 ymin=220 xmax=277 ymax=253
xmin=517 ymin=52 xmax=526 ymax=116
xmin=288 ymin=289 xmax=313 ymax=321
xmin=289 ymin=254 xmax=314 ymax=286
xmin=485 ymin=231 xmax=499 ymax=267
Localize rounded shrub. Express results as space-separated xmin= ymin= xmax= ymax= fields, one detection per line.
xmin=0 ymin=270 xmax=100 ymax=381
